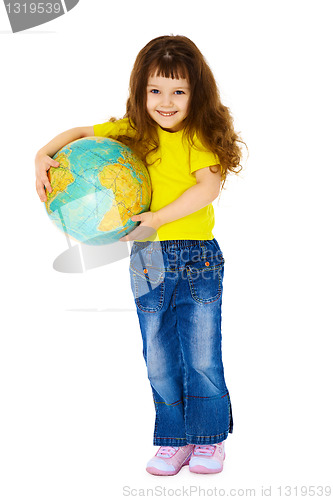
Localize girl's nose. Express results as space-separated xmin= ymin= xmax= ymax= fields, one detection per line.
xmin=160 ymin=94 xmax=173 ymax=107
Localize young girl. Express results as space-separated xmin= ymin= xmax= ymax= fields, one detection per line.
xmin=35 ymin=35 xmax=245 ymax=476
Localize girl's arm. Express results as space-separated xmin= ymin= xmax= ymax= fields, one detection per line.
xmin=120 ymin=165 xmax=221 ymax=241
xmin=35 ymin=126 xmax=94 ymax=202
xmin=154 ymin=165 xmax=221 ymax=227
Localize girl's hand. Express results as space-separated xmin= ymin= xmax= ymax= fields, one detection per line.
xmin=120 ymin=211 xmax=161 ymax=241
xmin=35 ymin=153 xmax=60 ymax=202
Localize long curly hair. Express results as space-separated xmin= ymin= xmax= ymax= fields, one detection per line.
xmin=110 ymin=35 xmax=246 ymax=188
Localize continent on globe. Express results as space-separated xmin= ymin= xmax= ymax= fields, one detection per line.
xmin=45 ymin=137 xmax=151 ymax=245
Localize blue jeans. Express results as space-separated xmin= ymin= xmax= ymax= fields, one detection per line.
xmin=129 ymin=239 xmax=233 ymax=446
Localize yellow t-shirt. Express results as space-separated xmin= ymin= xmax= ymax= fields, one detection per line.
xmin=93 ymin=118 xmax=219 ymax=241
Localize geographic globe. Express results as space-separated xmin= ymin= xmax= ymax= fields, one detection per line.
xmin=45 ymin=136 xmax=151 ymax=245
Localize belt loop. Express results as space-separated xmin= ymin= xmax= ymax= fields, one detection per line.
xmin=200 ymin=241 xmax=207 ymax=261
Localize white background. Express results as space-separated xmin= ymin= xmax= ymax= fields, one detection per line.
xmin=0 ymin=0 xmax=332 ymax=498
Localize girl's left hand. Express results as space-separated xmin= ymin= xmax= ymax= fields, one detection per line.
xmin=119 ymin=211 xmax=161 ymax=241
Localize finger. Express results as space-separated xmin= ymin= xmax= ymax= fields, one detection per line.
xmin=120 ymin=233 xmax=135 ymax=241
xmin=120 ymin=226 xmax=156 ymax=242
xmin=40 ymin=174 xmax=52 ymax=193
xmin=36 ymin=180 xmax=47 ymax=202
xmin=120 ymin=231 xmax=138 ymax=241
xmin=50 ymin=159 xmax=60 ymax=167
xmin=120 ymin=227 xmax=141 ymax=241
xmin=136 ymin=226 xmax=156 ymax=239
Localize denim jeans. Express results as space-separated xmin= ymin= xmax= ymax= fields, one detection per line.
xmin=129 ymin=239 xmax=233 ymax=446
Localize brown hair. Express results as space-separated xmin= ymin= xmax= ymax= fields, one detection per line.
xmin=110 ymin=35 xmax=247 ymax=189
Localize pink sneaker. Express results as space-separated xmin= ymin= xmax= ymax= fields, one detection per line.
xmin=146 ymin=445 xmax=194 ymax=476
xmin=189 ymin=441 xmax=225 ymax=474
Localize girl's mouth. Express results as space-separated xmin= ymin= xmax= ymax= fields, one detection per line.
xmin=157 ymin=111 xmax=178 ymax=117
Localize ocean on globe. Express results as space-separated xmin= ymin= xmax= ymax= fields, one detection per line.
xmin=45 ymin=136 xmax=151 ymax=245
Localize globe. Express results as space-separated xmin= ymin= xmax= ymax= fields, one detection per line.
xmin=45 ymin=136 xmax=151 ymax=245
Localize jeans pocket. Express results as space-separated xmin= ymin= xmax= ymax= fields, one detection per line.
xmin=129 ymin=245 xmax=165 ymax=312
xmin=186 ymin=254 xmax=224 ymax=304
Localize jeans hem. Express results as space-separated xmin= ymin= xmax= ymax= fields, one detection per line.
xmin=153 ymin=437 xmax=188 ymax=446
xmin=153 ymin=429 xmax=231 ymax=447
xmin=186 ymin=429 xmax=231 ymax=445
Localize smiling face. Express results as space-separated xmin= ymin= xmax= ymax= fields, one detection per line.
xmin=146 ymin=73 xmax=191 ymax=132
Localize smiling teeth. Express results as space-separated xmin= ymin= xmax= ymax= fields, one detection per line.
xmin=158 ymin=111 xmax=177 ymax=116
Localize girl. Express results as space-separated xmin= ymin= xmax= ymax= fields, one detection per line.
xmin=35 ymin=35 xmax=245 ymax=476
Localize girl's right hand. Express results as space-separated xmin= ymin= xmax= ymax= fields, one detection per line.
xmin=35 ymin=153 xmax=60 ymax=202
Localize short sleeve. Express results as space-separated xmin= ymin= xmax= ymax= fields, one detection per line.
xmin=93 ymin=118 xmax=136 ymax=138
xmin=190 ymin=136 xmax=220 ymax=174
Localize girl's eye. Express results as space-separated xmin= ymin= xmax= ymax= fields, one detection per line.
xmin=149 ymin=89 xmax=185 ymax=95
